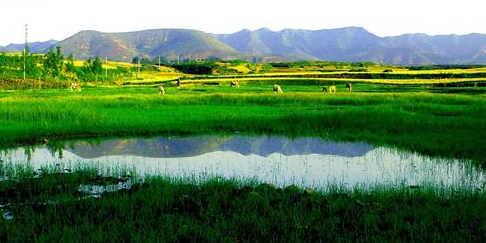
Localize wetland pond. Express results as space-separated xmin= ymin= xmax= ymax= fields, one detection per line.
xmin=1 ymin=135 xmax=484 ymax=190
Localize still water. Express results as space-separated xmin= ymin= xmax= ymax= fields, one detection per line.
xmin=1 ymin=135 xmax=484 ymax=190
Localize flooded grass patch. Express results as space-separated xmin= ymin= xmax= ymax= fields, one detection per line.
xmin=2 ymin=135 xmax=484 ymax=191
xmin=0 ymin=166 xmax=485 ymax=242
xmin=0 ymin=87 xmax=485 ymax=166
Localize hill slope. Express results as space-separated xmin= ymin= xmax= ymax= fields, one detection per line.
xmin=216 ymin=28 xmax=486 ymax=64
xmin=57 ymin=29 xmax=237 ymax=62
xmin=216 ymin=27 xmax=383 ymax=62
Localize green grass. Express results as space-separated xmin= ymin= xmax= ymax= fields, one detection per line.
xmin=1 ymin=77 xmax=486 ymax=242
xmin=1 ymin=85 xmax=485 ymax=165
xmin=1 ymin=166 xmax=485 ymax=243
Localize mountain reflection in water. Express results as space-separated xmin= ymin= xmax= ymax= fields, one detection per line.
xmin=1 ymin=135 xmax=484 ymax=190
xmin=68 ymin=135 xmax=374 ymax=159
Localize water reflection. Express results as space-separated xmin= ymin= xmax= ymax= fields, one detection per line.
xmin=1 ymin=135 xmax=484 ymax=190
xmin=59 ymin=135 xmax=374 ymax=159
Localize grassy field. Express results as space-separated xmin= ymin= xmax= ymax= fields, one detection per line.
xmin=2 ymin=61 xmax=486 ymax=241
xmin=1 ymin=166 xmax=485 ymax=243
xmin=0 ymin=82 xmax=485 ymax=165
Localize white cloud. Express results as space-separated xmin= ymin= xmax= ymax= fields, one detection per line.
xmin=0 ymin=0 xmax=485 ymax=45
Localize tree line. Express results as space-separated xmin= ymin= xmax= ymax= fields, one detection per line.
xmin=0 ymin=46 xmax=133 ymax=86
xmin=132 ymin=56 xmax=219 ymax=75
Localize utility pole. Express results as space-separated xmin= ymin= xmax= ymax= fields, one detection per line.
xmin=23 ymin=24 xmax=28 ymax=82
xmin=105 ymin=56 xmax=108 ymax=79
xmin=158 ymin=56 xmax=160 ymax=67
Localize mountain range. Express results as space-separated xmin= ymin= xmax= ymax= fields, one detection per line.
xmin=0 ymin=39 xmax=58 ymax=54
xmin=2 ymin=27 xmax=486 ymax=65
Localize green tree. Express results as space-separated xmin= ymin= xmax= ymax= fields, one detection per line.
xmin=22 ymin=45 xmax=40 ymax=78
xmin=65 ymin=54 xmax=76 ymax=73
xmin=81 ymin=56 xmax=103 ymax=81
xmin=43 ymin=46 xmax=64 ymax=77
xmin=83 ymin=56 xmax=102 ymax=74
xmin=132 ymin=56 xmax=140 ymax=65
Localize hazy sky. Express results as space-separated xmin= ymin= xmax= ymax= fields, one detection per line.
xmin=1 ymin=0 xmax=485 ymax=45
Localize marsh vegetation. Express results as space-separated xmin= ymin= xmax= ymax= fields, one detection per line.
xmin=1 ymin=165 xmax=486 ymax=242
xmin=1 ymin=52 xmax=486 ymax=241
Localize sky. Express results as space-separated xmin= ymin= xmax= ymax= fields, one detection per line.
xmin=0 ymin=0 xmax=485 ymax=45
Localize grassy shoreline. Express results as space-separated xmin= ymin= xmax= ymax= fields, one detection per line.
xmin=1 ymin=167 xmax=485 ymax=242
xmin=1 ymin=86 xmax=485 ymax=165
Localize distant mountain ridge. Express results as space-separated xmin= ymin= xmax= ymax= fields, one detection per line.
xmin=0 ymin=40 xmax=59 ymax=53
xmin=2 ymin=27 xmax=486 ymax=64
xmin=216 ymin=27 xmax=486 ymax=64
